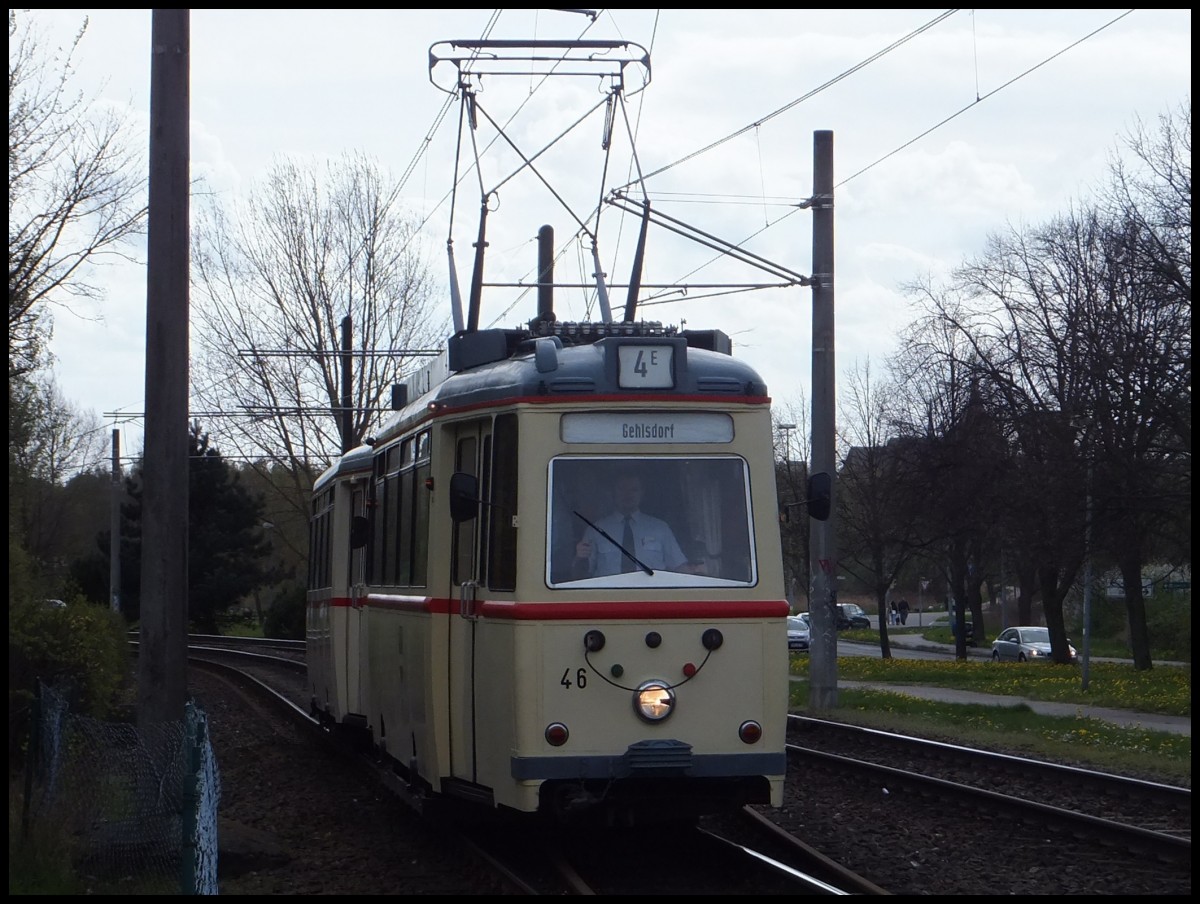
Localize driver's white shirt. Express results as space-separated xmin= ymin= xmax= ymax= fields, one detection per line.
xmin=583 ymin=510 xmax=688 ymax=574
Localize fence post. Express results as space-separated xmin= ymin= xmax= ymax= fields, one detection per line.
xmin=181 ymin=700 xmax=199 ymax=893
xmin=21 ymin=682 xmax=42 ymax=839
xmin=180 ymin=700 xmax=221 ymax=894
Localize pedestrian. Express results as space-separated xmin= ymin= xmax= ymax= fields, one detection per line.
xmin=889 ymin=601 xmax=898 ymax=625
xmin=898 ymin=598 xmax=910 ymax=625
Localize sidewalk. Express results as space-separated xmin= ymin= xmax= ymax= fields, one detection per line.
xmin=885 ymin=630 xmax=990 ymax=659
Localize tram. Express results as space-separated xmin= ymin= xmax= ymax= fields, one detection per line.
xmin=306 ymin=37 xmax=792 ymax=824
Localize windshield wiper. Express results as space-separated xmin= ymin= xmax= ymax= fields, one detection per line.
xmin=573 ymin=511 xmax=653 ymax=575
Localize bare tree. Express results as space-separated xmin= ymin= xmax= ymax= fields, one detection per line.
xmin=1102 ymin=99 xmax=1191 ymax=556
xmin=836 ymin=358 xmax=932 ymax=657
xmin=10 ymin=375 xmax=108 ymax=589
xmin=890 ymin=292 xmax=1009 ymax=658
xmin=1105 ymin=99 xmax=1191 ymax=317
xmin=11 ymin=375 xmax=107 ymax=482
xmin=877 ymin=103 xmax=1189 ymax=669
xmin=191 ymin=152 xmax=447 ymax=522
xmin=1085 ymin=102 xmax=1191 ymax=664
xmin=942 ymin=104 xmax=1190 ymax=671
xmin=8 ymin=10 xmax=147 ymax=379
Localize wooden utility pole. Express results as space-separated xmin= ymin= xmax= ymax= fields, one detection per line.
xmin=341 ymin=315 xmax=353 ymax=454
xmin=139 ymin=9 xmax=190 ymax=726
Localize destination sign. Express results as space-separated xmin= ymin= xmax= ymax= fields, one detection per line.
xmin=561 ymin=412 xmax=733 ymax=444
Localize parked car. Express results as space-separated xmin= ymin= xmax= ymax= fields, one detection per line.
xmin=991 ymin=626 xmax=1077 ymax=663
xmin=787 ymin=615 xmax=810 ymax=652
xmin=834 ymin=602 xmax=871 ymax=630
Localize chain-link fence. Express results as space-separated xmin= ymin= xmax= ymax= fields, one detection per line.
xmin=19 ymin=681 xmax=221 ymax=894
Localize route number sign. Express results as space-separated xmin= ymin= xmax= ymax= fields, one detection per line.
xmin=618 ymin=345 xmax=674 ymax=388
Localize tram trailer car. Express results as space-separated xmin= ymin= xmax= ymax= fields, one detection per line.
xmin=308 ymin=320 xmax=790 ymax=824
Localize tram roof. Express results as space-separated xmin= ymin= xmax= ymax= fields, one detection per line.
xmin=381 ymin=321 xmax=766 ymax=436
xmin=316 ymin=320 xmax=773 ymax=489
xmin=313 ymin=439 xmax=374 ymax=492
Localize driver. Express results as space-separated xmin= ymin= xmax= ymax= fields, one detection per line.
xmin=573 ymin=471 xmax=704 ymax=576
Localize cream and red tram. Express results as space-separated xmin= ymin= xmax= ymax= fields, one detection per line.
xmin=307 ymin=320 xmax=789 ymax=822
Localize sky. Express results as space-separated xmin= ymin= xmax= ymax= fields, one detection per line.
xmin=22 ymin=9 xmax=1191 ymax=466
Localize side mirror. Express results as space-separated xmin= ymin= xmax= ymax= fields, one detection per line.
xmin=807 ymin=471 xmax=832 ymax=521
xmin=350 ymin=515 xmax=370 ymax=549
xmin=449 ymin=471 xmax=480 ymax=523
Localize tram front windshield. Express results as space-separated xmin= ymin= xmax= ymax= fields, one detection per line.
xmin=547 ymin=456 xmax=756 ymax=588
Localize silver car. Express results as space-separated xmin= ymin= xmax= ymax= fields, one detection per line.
xmin=787 ymin=615 xmax=810 ymax=653
xmin=991 ymin=626 xmax=1077 ymax=663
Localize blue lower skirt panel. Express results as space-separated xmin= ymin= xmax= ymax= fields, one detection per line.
xmin=511 ymin=737 xmax=785 ymax=780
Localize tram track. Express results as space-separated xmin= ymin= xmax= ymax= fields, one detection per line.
xmin=769 ymin=714 xmax=1191 ymax=894
xmin=788 ymin=715 xmax=1191 ymax=850
xmin=184 ymin=638 xmax=875 ymax=894
xmin=483 ymin=813 xmax=873 ymax=895
xmin=183 ymin=636 xmax=1190 ymax=894
xmin=188 ymin=655 xmax=534 ymax=895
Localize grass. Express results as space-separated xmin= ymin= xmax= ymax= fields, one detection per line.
xmin=801 ymin=651 xmax=1191 ymax=714
xmin=9 ymin=769 xmax=182 ymax=896
xmin=8 ymin=778 xmax=88 ymax=895
xmin=787 ymin=681 xmax=1191 ymax=785
xmin=787 ymin=649 xmax=1191 ymax=786
xmin=217 ymin=618 xmax=265 ymax=638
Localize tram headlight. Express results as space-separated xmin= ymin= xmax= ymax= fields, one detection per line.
xmin=633 ymin=680 xmax=675 ymax=722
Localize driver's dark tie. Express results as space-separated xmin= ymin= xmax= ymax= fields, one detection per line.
xmin=621 ymin=516 xmax=636 ymax=571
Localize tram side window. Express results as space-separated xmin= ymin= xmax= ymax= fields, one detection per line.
xmin=368 ymin=450 xmax=388 ymax=585
xmin=384 ymin=466 xmax=401 ymax=584
xmin=452 ymin=435 xmax=478 ymax=585
xmin=411 ymin=432 xmax=431 ymax=586
xmin=310 ymin=489 xmax=332 ymax=590
xmin=478 ymin=434 xmax=493 ymax=585
xmin=487 ymin=414 xmax=518 ymax=591
xmin=308 ymin=497 xmax=317 ymax=589
xmin=393 ymin=437 xmax=412 ymax=584
xmin=547 ymin=456 xmax=755 ymax=587
xmin=364 ymin=434 xmax=431 ymax=588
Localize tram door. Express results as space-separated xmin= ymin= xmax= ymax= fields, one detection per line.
xmin=448 ymin=421 xmax=487 ymax=783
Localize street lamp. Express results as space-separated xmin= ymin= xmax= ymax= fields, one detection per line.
xmin=777 ymin=423 xmax=796 ymax=471
xmin=777 ymin=423 xmax=797 ymax=608
xmin=1081 ymin=460 xmax=1094 ymax=691
xmin=1071 ymin=417 xmax=1093 ymax=691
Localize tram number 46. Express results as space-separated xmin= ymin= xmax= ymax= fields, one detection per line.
xmin=561 ymin=668 xmax=588 ymax=690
